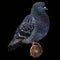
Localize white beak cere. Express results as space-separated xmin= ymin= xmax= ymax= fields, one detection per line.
xmin=44 ymin=7 xmax=48 ymax=10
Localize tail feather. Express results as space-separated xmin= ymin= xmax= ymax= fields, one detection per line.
xmin=8 ymin=40 xmax=23 ymax=51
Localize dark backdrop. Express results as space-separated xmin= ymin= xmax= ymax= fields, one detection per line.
xmin=0 ymin=0 xmax=60 ymax=60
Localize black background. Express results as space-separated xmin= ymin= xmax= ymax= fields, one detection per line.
xmin=0 ymin=0 xmax=60 ymax=60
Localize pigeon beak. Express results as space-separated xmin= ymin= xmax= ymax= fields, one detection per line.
xmin=44 ymin=7 xmax=48 ymax=10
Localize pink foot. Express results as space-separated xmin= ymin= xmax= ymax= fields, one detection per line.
xmin=32 ymin=42 xmax=39 ymax=45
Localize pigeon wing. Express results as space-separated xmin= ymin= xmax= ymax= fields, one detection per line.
xmin=8 ymin=15 xmax=35 ymax=51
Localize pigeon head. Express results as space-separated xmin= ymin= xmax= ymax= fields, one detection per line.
xmin=31 ymin=2 xmax=48 ymax=15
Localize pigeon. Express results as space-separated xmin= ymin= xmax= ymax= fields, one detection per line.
xmin=8 ymin=2 xmax=49 ymax=51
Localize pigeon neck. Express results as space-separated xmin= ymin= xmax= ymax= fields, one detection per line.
xmin=31 ymin=11 xmax=46 ymax=17
xmin=31 ymin=8 xmax=46 ymax=16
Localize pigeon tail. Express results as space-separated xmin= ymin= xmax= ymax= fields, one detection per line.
xmin=8 ymin=39 xmax=23 ymax=51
